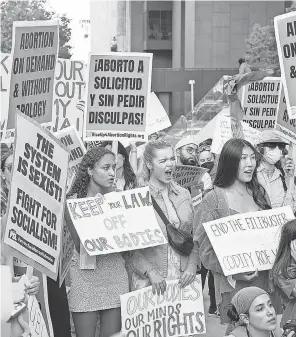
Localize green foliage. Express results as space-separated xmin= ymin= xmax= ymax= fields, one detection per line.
xmin=1 ymin=0 xmax=72 ymax=58
xmin=244 ymin=2 xmax=296 ymax=67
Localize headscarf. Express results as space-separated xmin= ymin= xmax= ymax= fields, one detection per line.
xmin=231 ymin=287 xmax=268 ymax=315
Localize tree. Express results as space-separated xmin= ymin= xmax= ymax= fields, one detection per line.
xmin=244 ymin=2 xmax=296 ymax=66
xmin=1 ymin=0 xmax=72 ymax=59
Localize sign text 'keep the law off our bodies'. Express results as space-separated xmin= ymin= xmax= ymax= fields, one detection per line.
xmin=275 ymin=82 xmax=296 ymax=144
xmin=121 ymin=276 xmax=206 ymax=337
xmin=3 ymin=112 xmax=69 ymax=280
xmin=7 ymin=20 xmax=59 ymax=130
xmin=67 ymin=187 xmax=167 ymax=256
xmin=241 ymin=78 xmax=280 ymax=129
xmin=84 ymin=53 xmax=153 ymax=142
xmin=203 ymin=206 xmax=295 ymax=276
xmin=275 ymin=12 xmax=296 ymax=119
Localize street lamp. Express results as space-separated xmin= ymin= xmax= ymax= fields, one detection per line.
xmin=189 ymin=80 xmax=195 ymax=111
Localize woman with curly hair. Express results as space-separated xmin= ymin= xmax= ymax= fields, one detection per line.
xmin=102 ymin=141 xmax=137 ymax=191
xmin=65 ymin=147 xmax=129 ymax=337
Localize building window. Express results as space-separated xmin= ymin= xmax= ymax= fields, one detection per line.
xmin=148 ymin=10 xmax=172 ymax=41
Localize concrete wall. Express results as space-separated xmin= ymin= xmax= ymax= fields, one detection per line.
xmin=192 ymin=1 xmax=286 ymax=68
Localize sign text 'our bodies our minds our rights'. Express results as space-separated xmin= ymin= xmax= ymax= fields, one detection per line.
xmin=203 ymin=206 xmax=295 ymax=276
xmin=7 ymin=20 xmax=59 ymax=129
xmin=4 ymin=113 xmax=69 ymax=280
xmin=241 ymin=78 xmax=280 ymax=130
xmin=84 ymin=53 xmax=153 ymax=142
xmin=67 ymin=187 xmax=167 ymax=256
xmin=121 ymin=276 xmax=206 ymax=337
xmin=275 ymin=12 xmax=296 ymax=119
xmin=275 ymin=83 xmax=296 ymax=144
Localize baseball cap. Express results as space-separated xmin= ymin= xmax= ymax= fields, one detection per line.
xmin=258 ymin=130 xmax=289 ymax=145
xmin=175 ymin=136 xmax=199 ymax=150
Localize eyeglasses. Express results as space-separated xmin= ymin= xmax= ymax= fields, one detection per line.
xmin=186 ymin=147 xmax=198 ymax=155
xmin=5 ymin=163 xmax=12 ymax=172
xmin=263 ymin=142 xmax=286 ymax=151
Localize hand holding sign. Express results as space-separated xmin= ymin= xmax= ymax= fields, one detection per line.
xmin=233 ymin=269 xmax=258 ymax=282
xmin=147 ymin=269 xmax=166 ymax=296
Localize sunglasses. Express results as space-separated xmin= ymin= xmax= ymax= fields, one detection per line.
xmin=263 ymin=142 xmax=286 ymax=150
xmin=198 ymin=145 xmax=211 ymax=153
xmin=5 ymin=163 xmax=12 ymax=172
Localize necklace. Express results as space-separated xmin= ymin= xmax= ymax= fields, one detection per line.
xmin=230 ymin=187 xmax=245 ymax=196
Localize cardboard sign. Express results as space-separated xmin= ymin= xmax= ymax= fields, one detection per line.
xmin=7 ymin=20 xmax=59 ymax=130
xmin=192 ymin=192 xmax=203 ymax=209
xmin=83 ymin=52 xmax=153 ymax=142
xmin=274 ymin=12 xmax=296 ymax=119
xmin=3 ymin=112 xmax=69 ymax=280
xmin=275 ymin=83 xmax=296 ymax=144
xmin=51 ymin=59 xmax=86 ymax=136
xmin=0 ymin=53 xmax=11 ymax=140
xmin=211 ymin=114 xmax=262 ymax=154
xmin=55 ymin=126 xmax=86 ymax=189
xmin=203 ymin=206 xmax=295 ymax=276
xmin=120 ymin=276 xmax=206 ymax=337
xmin=241 ymin=78 xmax=280 ymax=129
xmin=66 ymin=187 xmax=167 ymax=256
xmin=173 ymin=165 xmax=207 ymax=189
xmin=28 ymin=295 xmax=50 ymax=337
xmin=147 ymin=92 xmax=171 ymax=135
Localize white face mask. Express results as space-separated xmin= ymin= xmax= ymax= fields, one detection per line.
xmin=263 ymin=147 xmax=282 ymax=165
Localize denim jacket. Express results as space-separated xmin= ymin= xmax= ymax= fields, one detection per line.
xmin=124 ymin=181 xmax=194 ymax=280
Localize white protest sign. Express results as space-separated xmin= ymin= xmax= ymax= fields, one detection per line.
xmin=241 ymin=78 xmax=280 ymax=129
xmin=192 ymin=193 xmax=203 ymax=209
xmin=120 ymin=276 xmax=206 ymax=337
xmin=3 ymin=112 xmax=69 ymax=280
xmin=83 ymin=52 xmax=153 ymax=142
xmin=51 ymin=59 xmax=86 ymax=136
xmin=28 ymin=295 xmax=50 ymax=337
xmin=55 ymin=126 xmax=86 ymax=188
xmin=275 ymin=83 xmax=296 ymax=144
xmin=203 ymin=206 xmax=295 ymax=276
xmin=173 ymin=165 xmax=207 ymax=189
xmin=7 ymin=20 xmax=59 ymax=130
xmin=274 ymin=12 xmax=296 ymax=119
xmin=66 ymin=187 xmax=167 ymax=256
xmin=211 ymin=114 xmax=261 ymax=154
xmin=147 ymin=92 xmax=171 ymax=135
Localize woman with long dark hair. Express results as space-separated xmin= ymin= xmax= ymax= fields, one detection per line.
xmin=65 ymin=147 xmax=129 ymax=337
xmin=102 ymin=141 xmax=137 ymax=191
xmin=270 ymin=219 xmax=296 ymax=328
xmin=193 ymin=138 xmax=273 ymax=330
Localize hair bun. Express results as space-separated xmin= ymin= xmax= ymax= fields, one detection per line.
xmin=226 ymin=304 xmax=240 ymax=322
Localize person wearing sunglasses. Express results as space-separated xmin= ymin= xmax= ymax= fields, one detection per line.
xmin=256 ymin=130 xmax=295 ymax=212
xmin=198 ymin=139 xmax=218 ymax=182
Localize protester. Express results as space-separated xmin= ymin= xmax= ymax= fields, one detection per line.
xmin=225 ymin=287 xmax=282 ymax=337
xmin=194 ymin=138 xmax=275 ymax=331
xmin=65 ymin=147 xmax=129 ymax=337
xmin=198 ymin=138 xmax=217 ymax=184
xmin=257 ymin=130 xmax=295 ymax=212
xmin=125 ymin=140 xmax=199 ymax=295
xmin=102 ymin=141 xmax=137 ymax=191
xmin=1 ymin=143 xmax=13 ymax=218
xmin=238 ymin=58 xmax=251 ymax=75
xmin=175 ymin=136 xmax=213 ymax=192
xmin=270 ymin=219 xmax=296 ymax=328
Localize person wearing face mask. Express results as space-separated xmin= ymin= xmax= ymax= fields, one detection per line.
xmin=175 ymin=136 xmax=213 ymax=192
xmin=256 ymin=130 xmax=295 ymax=212
xmin=198 ymin=139 xmax=217 ymax=183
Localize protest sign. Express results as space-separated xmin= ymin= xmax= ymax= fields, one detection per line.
xmin=203 ymin=206 xmax=295 ymax=276
xmin=55 ymin=126 xmax=86 ymax=188
xmin=274 ymin=12 xmax=296 ymax=119
xmin=66 ymin=187 xmax=167 ymax=256
xmin=7 ymin=20 xmax=59 ymax=130
xmin=241 ymin=78 xmax=280 ymax=129
xmin=274 ymin=83 xmax=296 ymax=144
xmin=0 ymin=53 xmax=11 ymax=140
xmin=211 ymin=114 xmax=261 ymax=154
xmin=28 ymin=295 xmax=50 ymax=337
xmin=173 ymin=165 xmax=207 ymax=189
xmin=192 ymin=193 xmax=203 ymax=210
xmin=83 ymin=52 xmax=153 ymax=142
xmin=3 ymin=112 xmax=69 ymax=280
xmin=120 ymin=276 xmax=206 ymax=337
xmin=51 ymin=59 xmax=86 ymax=136
xmin=147 ymin=92 xmax=171 ymax=135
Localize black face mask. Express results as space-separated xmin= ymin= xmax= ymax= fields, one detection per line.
xmin=200 ymin=161 xmax=214 ymax=172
